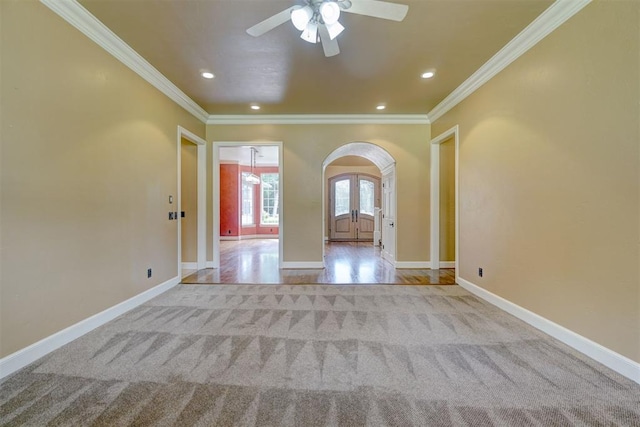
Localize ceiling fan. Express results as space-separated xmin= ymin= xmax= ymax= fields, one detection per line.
xmin=246 ymin=0 xmax=409 ymax=57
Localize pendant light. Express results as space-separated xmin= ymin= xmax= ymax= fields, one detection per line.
xmin=245 ymin=147 xmax=261 ymax=185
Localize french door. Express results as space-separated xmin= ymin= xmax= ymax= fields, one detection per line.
xmin=329 ymin=173 xmax=380 ymax=241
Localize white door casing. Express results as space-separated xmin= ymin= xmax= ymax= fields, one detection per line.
xmin=177 ymin=126 xmax=206 ymax=278
xmin=381 ymin=168 xmax=396 ymax=263
xmin=430 ymin=125 xmax=459 ymax=271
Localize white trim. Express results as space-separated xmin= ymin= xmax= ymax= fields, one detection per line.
xmin=177 ymin=127 xmax=207 ymax=279
xmin=40 ymin=0 xmax=208 ymax=123
xmin=281 ymin=262 xmax=325 ymax=269
xmin=181 ymin=262 xmax=198 ymax=270
xmin=380 ymin=163 xmax=395 ymax=176
xmin=220 ymin=236 xmax=241 ymax=241
xmin=430 ymin=143 xmax=440 ymax=269
xmin=430 ymin=126 xmax=459 ymax=273
xmin=395 ymin=261 xmax=431 ymax=269
xmin=208 ymin=114 xmax=429 ymax=125
xmin=0 ymin=276 xmax=180 ymax=380
xmin=456 ymin=277 xmax=640 ymax=385
xmin=427 ymin=0 xmax=591 ymax=122
xmin=213 ymin=141 xmax=284 ymax=269
xmin=438 ymin=261 xmax=456 ymax=269
xmin=206 ymin=261 xmax=215 ymax=268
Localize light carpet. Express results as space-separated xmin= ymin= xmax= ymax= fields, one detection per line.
xmin=1 ymin=284 xmax=639 ymax=426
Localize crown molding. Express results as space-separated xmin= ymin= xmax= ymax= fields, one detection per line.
xmin=207 ymin=114 xmax=430 ymax=125
xmin=40 ymin=0 xmax=209 ymax=123
xmin=428 ymin=0 xmax=591 ymax=123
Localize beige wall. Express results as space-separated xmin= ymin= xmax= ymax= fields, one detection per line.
xmin=432 ymin=1 xmax=640 ymax=362
xmin=181 ymin=139 xmax=198 ymax=262
xmin=0 ymin=1 xmax=205 ymax=357
xmin=207 ymin=124 xmax=431 ymax=263
xmin=439 ymin=138 xmax=455 ymax=261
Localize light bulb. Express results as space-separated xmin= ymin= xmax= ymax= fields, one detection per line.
xmin=301 ymin=22 xmax=318 ymax=44
xmin=291 ymin=6 xmax=313 ymax=31
xmin=320 ymin=2 xmax=340 ymax=25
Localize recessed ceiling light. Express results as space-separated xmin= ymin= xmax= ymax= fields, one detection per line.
xmin=201 ymin=72 xmax=215 ymax=79
xmin=250 ymin=105 xmax=260 ymax=110
xmin=421 ymin=71 xmax=435 ymax=79
xmin=376 ymin=104 xmax=386 ymax=110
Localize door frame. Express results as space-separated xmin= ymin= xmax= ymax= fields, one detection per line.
xmin=213 ymin=141 xmax=284 ymax=269
xmin=380 ymin=164 xmax=397 ymax=264
xmin=177 ymin=126 xmax=207 ymax=277
xmin=430 ymin=125 xmax=459 ymax=271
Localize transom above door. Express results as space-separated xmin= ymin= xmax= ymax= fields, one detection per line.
xmin=329 ymin=173 xmax=381 ymax=241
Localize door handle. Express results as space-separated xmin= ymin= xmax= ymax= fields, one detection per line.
xmin=351 ymin=210 xmax=355 ymax=222
xmin=355 ymin=209 xmax=358 ymax=222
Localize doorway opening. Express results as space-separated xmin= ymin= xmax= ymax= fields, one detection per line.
xmin=322 ymin=142 xmax=397 ymax=267
xmin=430 ymin=125 xmax=459 ymax=271
xmin=213 ymin=141 xmax=283 ymax=273
xmin=177 ymin=126 xmax=206 ymax=279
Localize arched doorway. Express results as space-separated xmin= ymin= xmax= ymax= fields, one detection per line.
xmin=322 ymin=142 xmax=397 ymax=265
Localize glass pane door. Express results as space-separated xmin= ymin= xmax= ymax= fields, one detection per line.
xmin=334 ymin=179 xmax=350 ymax=216
xmin=359 ymin=179 xmax=375 ymax=216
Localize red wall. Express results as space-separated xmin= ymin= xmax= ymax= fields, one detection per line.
xmin=220 ymin=164 xmax=239 ymax=236
xmin=220 ymin=164 xmax=279 ymax=237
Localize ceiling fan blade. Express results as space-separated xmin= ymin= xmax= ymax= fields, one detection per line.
xmin=341 ymin=0 xmax=408 ymax=22
xmin=246 ymin=6 xmax=297 ymax=37
xmin=318 ymin=24 xmax=340 ymax=57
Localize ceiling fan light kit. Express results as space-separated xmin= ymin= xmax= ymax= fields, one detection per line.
xmin=301 ymin=22 xmax=319 ymax=43
xmin=291 ymin=5 xmax=313 ymax=31
xmin=247 ymin=0 xmax=409 ymax=57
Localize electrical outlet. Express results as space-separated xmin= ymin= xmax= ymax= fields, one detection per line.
xmin=478 ymin=268 xmax=483 ymax=277
xmin=147 ymin=268 xmax=152 ymax=278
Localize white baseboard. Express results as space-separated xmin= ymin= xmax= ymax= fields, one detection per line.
xmin=395 ymin=261 xmax=431 ymax=269
xmin=220 ymin=234 xmax=278 ymax=241
xmin=281 ymin=261 xmax=325 ymax=269
xmin=439 ymin=261 xmax=456 ymax=268
xmin=0 ymin=276 xmax=180 ymax=380
xmin=456 ymin=276 xmax=640 ymax=385
xmin=181 ymin=262 xmax=198 ymax=270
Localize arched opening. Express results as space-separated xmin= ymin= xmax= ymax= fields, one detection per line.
xmin=322 ymin=142 xmax=397 ymax=268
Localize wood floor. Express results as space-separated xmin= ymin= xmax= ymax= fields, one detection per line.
xmin=182 ymin=239 xmax=455 ymax=285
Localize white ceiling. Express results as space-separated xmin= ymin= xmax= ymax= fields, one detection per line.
xmin=219 ymin=146 xmax=280 ymax=165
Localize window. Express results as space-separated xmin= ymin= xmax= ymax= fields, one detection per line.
xmin=241 ymin=173 xmax=254 ymax=226
xmin=261 ymin=173 xmax=279 ymax=225
xmin=359 ymin=179 xmax=375 ymax=216
xmin=334 ymin=179 xmax=350 ymax=216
